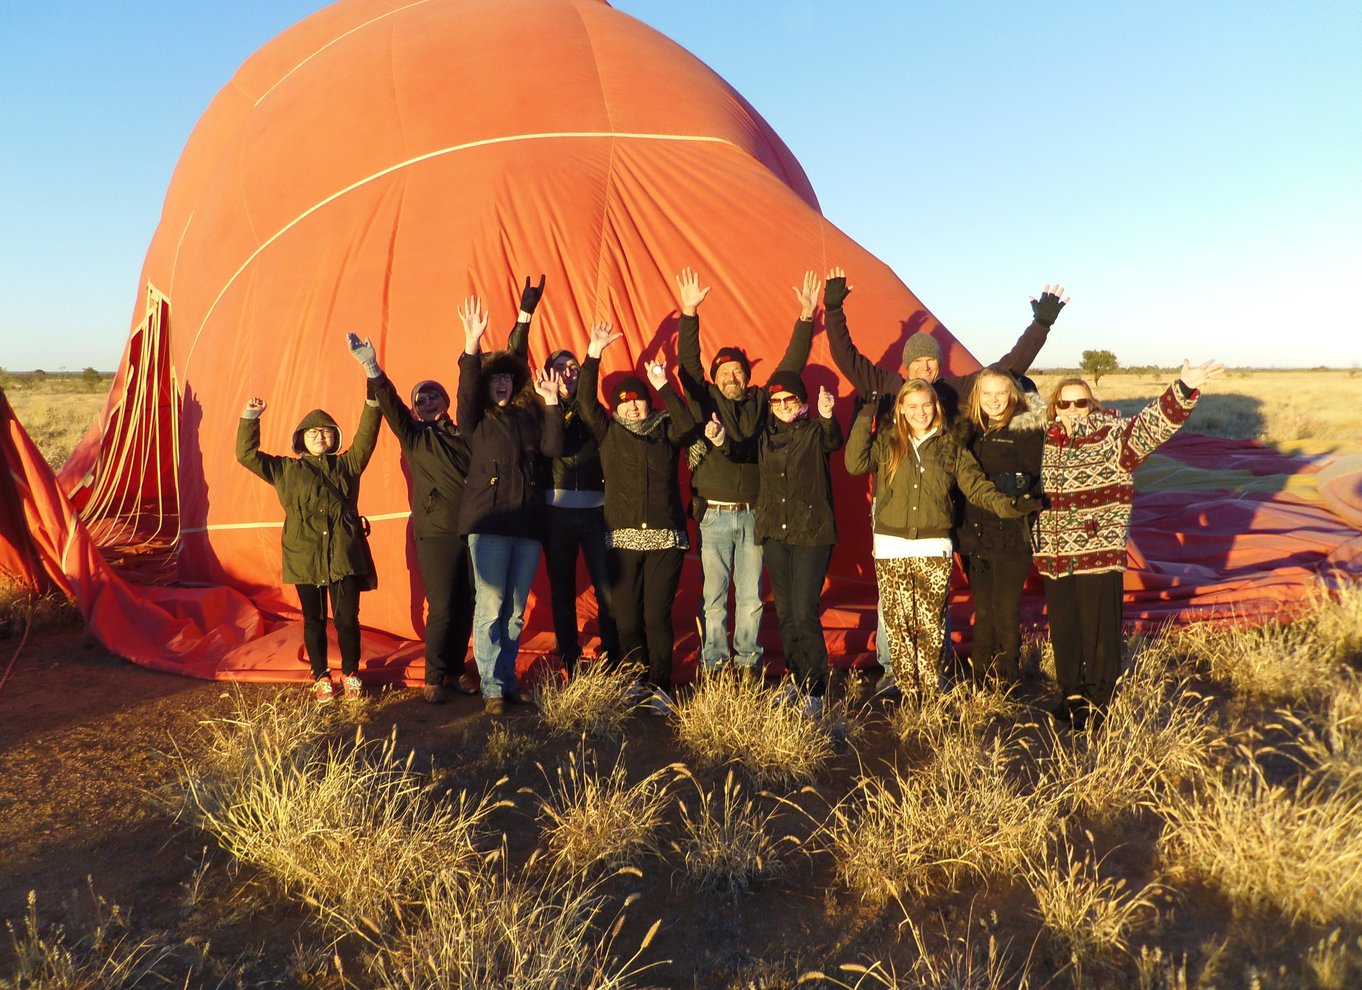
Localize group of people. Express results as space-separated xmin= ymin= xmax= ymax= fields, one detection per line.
xmin=237 ymin=269 xmax=1221 ymax=727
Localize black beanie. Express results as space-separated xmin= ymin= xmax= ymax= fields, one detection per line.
xmin=544 ymin=348 xmax=578 ymax=372
xmin=612 ymin=375 xmax=651 ymax=409
xmin=765 ymin=370 xmax=808 ymax=404
xmin=709 ymin=346 xmax=751 ymax=380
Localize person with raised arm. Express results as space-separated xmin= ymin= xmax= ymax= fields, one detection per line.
xmin=456 ymin=294 xmax=565 ymax=716
xmin=236 ymin=389 xmax=381 ymax=702
xmin=674 ymin=267 xmax=818 ymax=680
xmin=1037 ymin=359 xmax=1224 ymax=730
xmin=575 ymin=320 xmax=702 ymax=713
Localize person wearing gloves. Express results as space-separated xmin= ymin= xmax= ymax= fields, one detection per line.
xmin=954 ymin=368 xmax=1047 ymax=684
xmin=844 ymin=378 xmax=1035 ymax=701
xmin=574 ymin=321 xmax=703 ymax=714
xmin=733 ymin=369 xmax=843 ymax=714
xmin=506 ymin=277 xmax=622 ymax=677
xmin=1037 ymin=359 xmax=1224 ymax=729
xmin=457 ymin=294 xmax=565 ymax=716
xmin=823 ymin=268 xmax=1067 ymax=685
xmin=236 ymin=391 xmax=381 ymax=701
xmin=674 ymin=268 xmax=817 ymax=679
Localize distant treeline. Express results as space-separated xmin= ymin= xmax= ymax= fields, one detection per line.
xmin=0 ymin=368 xmax=113 ymax=391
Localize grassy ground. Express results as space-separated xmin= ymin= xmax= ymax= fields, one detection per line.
xmin=2 ymin=373 xmax=111 ymax=470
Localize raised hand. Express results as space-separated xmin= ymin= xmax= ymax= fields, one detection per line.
xmin=824 ymin=266 xmax=852 ymax=309
xmin=1178 ymin=359 xmax=1224 ymax=391
xmin=675 ymin=268 xmax=711 ymax=316
xmin=1029 ymin=284 xmax=1069 ymax=326
xmin=242 ymin=396 xmax=267 ymax=418
xmin=534 ymin=367 xmax=562 ymax=405
xmin=346 ymin=332 xmax=381 ymax=377
xmin=459 ymin=296 xmax=489 ymax=353
xmin=519 ymin=274 xmax=547 ymax=316
xmin=793 ymin=269 xmax=820 ymax=320
xmin=645 ymin=356 xmax=669 ymax=390
xmin=817 ymin=384 xmax=835 ymax=418
xmin=586 ymin=320 xmax=623 ymax=358
xmin=704 ymin=412 xmax=726 ymax=446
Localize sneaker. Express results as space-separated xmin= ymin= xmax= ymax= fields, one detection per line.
xmin=312 ymin=677 xmax=335 ymax=703
xmin=422 ymin=684 xmax=448 ymax=704
xmin=624 ymin=681 xmax=652 ymax=703
xmin=484 ymin=696 xmax=507 ymax=716
xmin=341 ymin=674 xmax=362 ymax=698
xmin=800 ymin=695 xmax=825 ymax=719
xmin=874 ymin=674 xmax=901 ymax=700
xmin=453 ymin=672 xmax=480 ymax=696
xmin=645 ymin=687 xmax=673 ymax=717
xmin=772 ymin=681 xmax=800 ymax=708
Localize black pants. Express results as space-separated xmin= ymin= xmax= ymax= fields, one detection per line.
xmin=1043 ymin=571 xmax=1125 ymax=708
xmin=764 ymin=541 xmax=832 ymax=695
xmin=962 ymin=553 xmax=1031 ymax=680
xmin=544 ymin=505 xmax=620 ymax=669
xmin=416 ymin=533 xmax=475 ymax=686
xmin=609 ymin=546 xmax=684 ymax=689
xmin=297 ymin=576 xmax=362 ymax=678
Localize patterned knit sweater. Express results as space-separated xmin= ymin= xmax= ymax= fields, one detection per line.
xmin=1034 ymin=381 xmax=1197 ymax=578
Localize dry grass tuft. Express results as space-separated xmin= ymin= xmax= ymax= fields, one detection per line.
xmin=1040 ymin=641 xmax=1223 ymax=824
xmin=0 ymin=578 xmax=81 ymax=639
xmin=175 ymin=693 xmax=507 ymax=936
xmin=891 ymin=680 xmax=1026 ymax=750
xmin=805 ymin=917 xmax=1029 ymax=989
xmin=483 ymin=721 xmax=538 ymax=771
xmin=1161 ymin=763 xmax=1362 ymax=926
xmin=673 ymin=672 xmax=838 ymax=786
xmin=536 ymin=661 xmax=640 ymax=738
xmin=826 ymin=731 xmax=1057 ymax=906
xmin=533 ymin=745 xmax=675 ymax=875
xmin=671 ymin=766 xmax=795 ymax=898
xmin=1026 ymin=839 xmax=1163 ymax=980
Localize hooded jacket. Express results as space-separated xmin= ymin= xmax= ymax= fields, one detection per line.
xmin=236 ymin=401 xmax=380 ymax=587
xmin=371 ymin=372 xmax=470 ymax=537
xmin=735 ymin=411 xmax=843 ymax=546
xmin=845 ymin=402 xmax=1025 ymax=541
xmin=953 ymin=394 xmax=1046 ymax=558
xmin=456 ymin=349 xmax=564 ymax=538
xmin=1034 ymin=381 xmax=1197 ymax=578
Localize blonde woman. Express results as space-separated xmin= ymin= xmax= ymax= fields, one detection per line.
xmin=845 ymin=379 xmax=1035 ymax=699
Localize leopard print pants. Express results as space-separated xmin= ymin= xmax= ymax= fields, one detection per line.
xmin=874 ymin=555 xmax=952 ymax=695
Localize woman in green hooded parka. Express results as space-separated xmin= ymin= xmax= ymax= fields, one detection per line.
xmin=237 ymin=393 xmax=381 ymax=701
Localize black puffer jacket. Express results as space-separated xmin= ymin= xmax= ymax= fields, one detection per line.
xmin=456 ymin=350 xmax=564 ymax=538
xmin=371 ymin=373 xmax=469 ymax=537
xmin=576 ymin=356 xmax=699 ymax=532
xmin=745 ymin=413 xmax=843 ymax=546
xmin=507 ymin=321 xmax=604 ymax=496
xmin=953 ymin=397 xmax=1045 ymax=558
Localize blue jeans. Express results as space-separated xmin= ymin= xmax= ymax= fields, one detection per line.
xmin=698 ymin=505 xmax=764 ymax=668
xmin=467 ymin=533 xmax=541 ymax=698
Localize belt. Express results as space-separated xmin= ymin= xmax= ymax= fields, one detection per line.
xmin=708 ymin=500 xmax=752 ymax=511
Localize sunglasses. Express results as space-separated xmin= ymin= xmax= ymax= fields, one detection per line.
xmin=771 ymin=395 xmax=802 ymax=408
xmin=414 ymin=390 xmax=445 ymax=402
xmin=1055 ymin=398 xmax=1091 ymax=410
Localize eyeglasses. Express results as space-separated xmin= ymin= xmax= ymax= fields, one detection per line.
xmin=304 ymin=428 xmax=334 ymax=438
xmin=771 ymin=395 xmax=802 ymax=408
xmin=1055 ymin=398 xmax=1091 ymax=410
xmin=414 ymin=390 xmax=444 ymax=402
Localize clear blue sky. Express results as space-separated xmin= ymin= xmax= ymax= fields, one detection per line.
xmin=2 ymin=1 xmax=1359 ymax=372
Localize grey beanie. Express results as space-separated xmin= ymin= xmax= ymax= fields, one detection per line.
xmin=902 ymin=332 xmax=942 ymax=368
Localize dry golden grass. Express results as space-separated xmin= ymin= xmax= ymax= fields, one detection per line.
xmin=533 ymin=745 xmax=675 ymax=875
xmin=0 ymin=577 xmax=81 ymax=639
xmin=670 ymin=766 xmax=796 ymax=898
xmin=1030 ymin=368 xmax=1362 ymax=445
xmin=890 ymin=680 xmax=1027 ymax=751
xmin=535 ymin=660 xmax=641 ymax=738
xmin=673 ymin=671 xmax=841 ymax=786
xmin=805 ymin=917 xmax=1030 ymax=990
xmin=4 ymin=379 xmax=107 ymax=470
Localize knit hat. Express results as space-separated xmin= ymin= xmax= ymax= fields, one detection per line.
xmin=544 ymin=348 xmax=578 ymax=372
xmin=409 ymin=379 xmax=449 ymax=408
xmin=612 ymin=375 xmax=651 ymax=409
xmin=765 ymin=370 xmax=808 ymax=404
xmin=709 ymin=346 xmax=751 ymax=380
xmin=902 ymin=332 xmax=942 ymax=368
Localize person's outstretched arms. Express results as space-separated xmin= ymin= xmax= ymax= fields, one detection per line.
xmin=776 ymin=269 xmax=819 ymax=373
xmin=457 ymin=295 xmax=489 ymax=431
xmin=236 ymin=397 xmax=284 ymax=483
xmin=822 ymin=267 xmax=900 ymax=399
xmin=674 ymin=267 xmax=711 ymax=402
xmin=993 ymin=284 xmax=1070 ymax=376
xmin=1119 ymin=358 xmax=1224 ymax=470
xmin=506 ymin=273 xmax=546 ymax=358
xmin=348 ymin=331 xmax=422 ymax=447
xmin=534 ymin=366 xmax=565 ymax=458
xmin=575 ymin=320 xmax=620 ymax=442
xmin=343 ymin=391 xmax=383 ymax=475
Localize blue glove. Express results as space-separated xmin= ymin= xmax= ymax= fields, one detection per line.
xmin=346 ymin=332 xmax=382 ymax=378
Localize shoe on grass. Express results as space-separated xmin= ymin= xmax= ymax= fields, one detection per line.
xmin=453 ymin=672 xmax=479 ymax=696
xmin=341 ymin=674 xmax=363 ymax=698
xmin=874 ymin=674 xmax=901 ymax=700
xmin=312 ymin=677 xmax=335 ymax=703
xmin=422 ymin=683 xmax=448 ymax=704
xmin=800 ymin=695 xmax=825 ymax=719
xmin=645 ymin=687 xmax=673 ymax=717
xmin=484 ymin=696 xmax=507 ymax=716
xmin=772 ymin=681 xmax=799 ymax=708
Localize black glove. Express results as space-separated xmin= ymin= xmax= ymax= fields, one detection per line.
xmin=824 ymin=275 xmax=851 ymax=310
xmin=519 ymin=274 xmax=546 ymax=315
xmin=1031 ymin=292 xmax=1065 ymax=327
